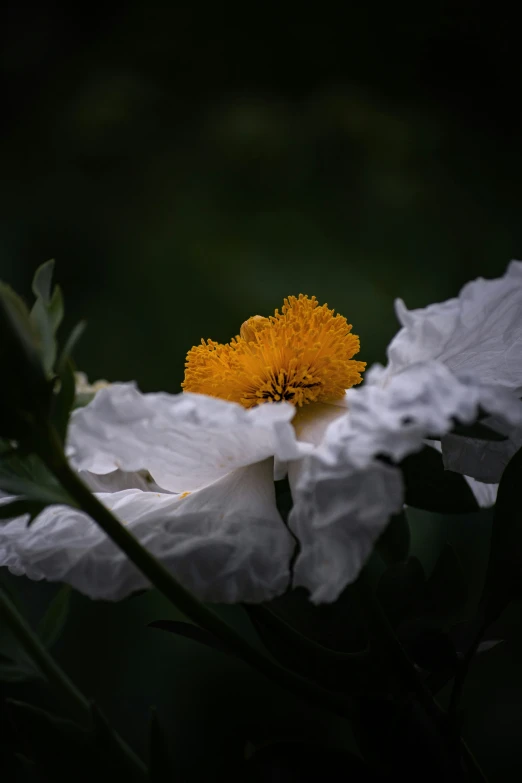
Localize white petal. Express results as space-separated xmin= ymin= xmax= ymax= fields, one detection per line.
xmin=79 ymin=469 xmax=168 ymax=494
xmin=385 ymin=260 xmax=522 ymax=394
xmin=289 ymin=447 xmax=403 ymax=604
xmin=67 ymin=384 xmax=308 ymax=492
xmin=0 ymin=460 xmax=293 ymax=603
xmin=288 ymin=360 xmax=520 ymax=603
xmin=463 ymin=475 xmax=498 ymax=508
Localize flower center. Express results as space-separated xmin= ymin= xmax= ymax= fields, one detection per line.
xmin=182 ymin=295 xmax=366 ymax=408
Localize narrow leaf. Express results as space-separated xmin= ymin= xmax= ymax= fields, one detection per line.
xmin=148 ymin=619 xmax=235 ymax=657
xmin=0 ymin=498 xmax=47 ymax=525
xmin=376 ymin=510 xmax=410 ymax=565
xmin=58 ymin=320 xmax=87 ymax=372
xmin=38 ymin=585 xmax=72 ymax=649
xmin=52 ymin=359 xmax=77 ymax=443
xmin=31 ymin=259 xmax=55 ymax=304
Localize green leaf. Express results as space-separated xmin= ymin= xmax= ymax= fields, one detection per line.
xmin=90 ymin=702 xmax=147 ymax=781
xmin=148 ymin=709 xmax=173 ymax=782
xmin=0 ymin=498 xmax=47 ymax=525
xmin=52 ymin=358 xmax=77 ymax=443
xmin=38 ymin=585 xmax=72 ymax=649
xmin=31 ymin=259 xmax=55 ymax=304
xmin=375 ymin=510 xmax=410 ymax=565
xmin=0 ymin=284 xmax=51 ymax=439
xmin=30 ymin=261 xmax=64 ymax=376
xmin=0 ymin=448 xmax=74 ymax=505
xmin=450 ymin=420 xmax=508 ymax=442
xmin=376 ymin=556 xmax=426 ymax=628
xmin=275 ymin=476 xmax=293 ymax=523
xmin=425 ymin=543 xmax=468 ymax=618
xmin=30 ymin=297 xmax=57 ymax=375
xmin=0 ymin=652 xmax=41 ymax=683
xmin=48 ymin=284 xmax=64 ymax=333
xmin=6 ymin=699 xmax=89 ymax=768
xmin=481 ymin=445 xmax=522 ymax=622
xmin=148 ymin=620 xmax=235 ymax=657
xmin=400 ymin=445 xmax=479 ymax=514
xmin=58 ymin=320 xmax=87 ymax=372
xmin=244 ymin=603 xmax=374 ymax=697
xmin=0 ymin=473 xmax=73 ymax=506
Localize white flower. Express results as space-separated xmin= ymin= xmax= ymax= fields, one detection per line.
xmin=0 ymin=384 xmax=310 ymax=602
xmin=0 ymin=295 xmax=367 ymax=602
xmin=384 ymin=259 xmax=522 ymax=483
xmin=290 ymin=262 xmax=522 ymax=603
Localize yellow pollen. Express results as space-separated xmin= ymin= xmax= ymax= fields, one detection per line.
xmin=182 ymin=295 xmax=366 ymax=409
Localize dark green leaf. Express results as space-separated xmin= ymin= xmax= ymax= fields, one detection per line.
xmin=400 ymin=445 xmax=479 ymax=514
xmin=30 ymin=297 xmax=57 ymax=375
xmin=58 ymin=320 xmax=87 ymax=372
xmin=376 ymin=556 xmax=426 ymax=628
xmin=0 ymin=473 xmax=73 ymax=506
xmin=375 ymin=510 xmax=410 ymax=565
xmin=7 ymin=699 xmax=88 ymax=767
xmin=0 ymin=284 xmax=51 ymax=439
xmin=425 ymin=543 xmax=468 ymax=618
xmin=90 ymin=702 xmax=147 ymax=781
xmin=148 ymin=709 xmax=173 ymax=782
xmin=400 ymin=625 xmax=458 ymax=673
xmin=48 ymin=284 xmax=64 ymax=333
xmin=0 ymin=653 xmax=41 ymax=683
xmin=245 ymin=604 xmax=373 ymax=696
xmin=148 ymin=620 xmax=235 ymax=657
xmin=481 ymin=445 xmax=522 ymax=622
xmin=38 ymin=585 xmax=72 ymax=649
xmin=0 ymin=498 xmax=47 ymax=524
xmin=52 ymin=359 xmax=77 ymax=443
xmin=450 ymin=420 xmax=508 ymax=442
xmin=275 ymin=476 xmax=293 ymax=523
xmin=31 ymin=259 xmax=55 ymax=304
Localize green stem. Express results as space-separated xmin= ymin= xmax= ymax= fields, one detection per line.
xmin=0 ymin=587 xmax=89 ymax=725
xmin=37 ymin=424 xmax=354 ymax=722
xmin=0 ymin=587 xmax=147 ymax=777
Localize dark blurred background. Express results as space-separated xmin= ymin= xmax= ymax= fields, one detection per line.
xmin=1 ymin=3 xmax=521 ymax=390
xmin=2 ymin=4 xmax=522 ymax=780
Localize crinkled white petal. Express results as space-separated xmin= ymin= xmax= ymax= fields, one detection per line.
xmin=383 ymin=260 xmax=522 ymax=394
xmin=67 ymin=384 xmax=310 ymax=493
xmin=0 ymin=460 xmax=294 ymax=603
xmin=346 ymin=361 xmax=522 ymax=465
xmin=289 ymin=450 xmax=403 ymax=604
xmin=288 ymin=359 xmax=522 ymax=603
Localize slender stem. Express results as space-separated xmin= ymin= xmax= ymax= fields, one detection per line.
xmin=0 ymin=587 xmax=148 ymax=777
xmin=0 ymin=587 xmax=89 ymax=725
xmin=37 ymin=424 xmax=354 ymax=722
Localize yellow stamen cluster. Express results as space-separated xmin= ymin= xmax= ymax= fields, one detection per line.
xmin=182 ymin=295 xmax=366 ymax=409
